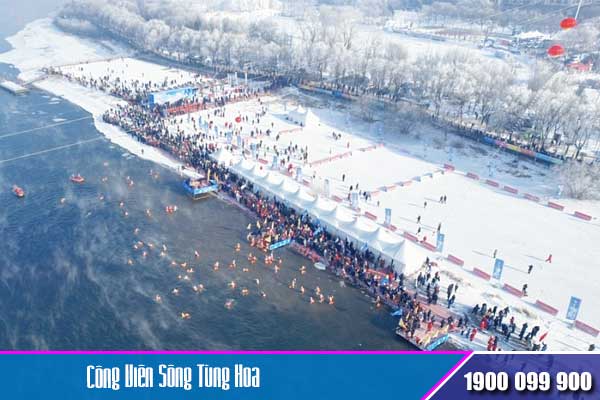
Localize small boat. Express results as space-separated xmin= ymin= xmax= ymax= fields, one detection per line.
xmin=70 ymin=174 xmax=85 ymax=184
xmin=12 ymin=185 xmax=25 ymax=198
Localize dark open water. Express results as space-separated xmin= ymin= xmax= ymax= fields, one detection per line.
xmin=0 ymin=3 xmax=411 ymax=350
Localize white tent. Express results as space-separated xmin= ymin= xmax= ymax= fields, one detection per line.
xmin=227 ymin=156 xmax=428 ymax=277
xmin=287 ymin=106 xmax=317 ymax=126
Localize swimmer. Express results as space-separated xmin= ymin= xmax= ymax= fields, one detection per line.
xmin=315 ymin=286 xmax=321 ymax=295
xmin=101 ymin=176 xmax=108 ymax=183
xmin=235 ymin=243 xmax=241 ymax=252
xmin=192 ymin=284 xmax=205 ymax=293
xmin=180 ymin=312 xmax=191 ymax=320
xmin=154 ymin=294 xmax=162 ymax=303
xmin=162 ymin=244 xmax=168 ymax=252
xmin=310 ymin=297 xmax=315 ymax=304
xmin=171 ymin=260 xmax=177 ymax=267
xmin=289 ymin=278 xmax=296 ymax=289
xmin=328 ymin=295 xmax=335 ymax=305
xmin=319 ymin=294 xmax=325 ymax=303
xmin=127 ymin=259 xmax=134 ymax=265
xmin=241 ymin=288 xmax=249 ymax=296
xmin=142 ymin=251 xmax=148 ymax=258
xmin=134 ymin=227 xmax=140 ymax=235
xmin=228 ymin=281 xmax=236 ymax=290
xmin=213 ymin=261 xmax=219 ymax=271
xmin=171 ymin=288 xmax=180 ymax=296
xmin=103 ymin=161 xmax=109 ymax=167
xmin=123 ymin=211 xmax=129 ymax=217
xmin=228 ymin=260 xmax=236 ymax=269
xmin=159 ymin=251 xmax=166 ymax=257
xmin=194 ymin=250 xmax=200 ymax=259
xmin=260 ymin=291 xmax=267 ymax=298
xmin=242 ymin=267 xmax=250 ymax=272
xmin=183 ymin=275 xmax=190 ymax=281
xmin=145 ymin=209 xmax=152 ymax=217
xmin=147 ymin=243 xmax=155 ymax=250
xmin=300 ymin=286 xmax=305 ymax=294
xmin=274 ymin=265 xmax=280 ymax=273
xmin=180 ymin=262 xmax=187 ymax=268
xmin=299 ymin=266 xmax=306 ymax=274
xmin=99 ymin=194 xmax=104 ymax=201
xmin=60 ymin=197 xmax=66 ymax=204
xmin=186 ymin=268 xmax=194 ymax=273
xmin=254 ymin=278 xmax=260 ymax=286
xmin=224 ymin=299 xmax=235 ymax=310
xmin=119 ymin=201 xmax=124 ymax=208
xmin=133 ymin=244 xmax=139 ymax=250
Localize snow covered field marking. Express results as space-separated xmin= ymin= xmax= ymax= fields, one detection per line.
xmin=524 ymin=193 xmax=540 ymax=202
xmin=574 ymin=321 xmax=600 ymax=337
xmin=547 ymin=201 xmax=565 ymax=211
xmin=447 ymin=254 xmax=465 ymax=266
xmin=502 ymin=283 xmax=524 ymax=298
xmin=472 ymin=268 xmax=491 ymax=281
xmin=534 ymin=300 xmax=559 ymax=316
xmin=574 ymin=211 xmax=592 ymax=221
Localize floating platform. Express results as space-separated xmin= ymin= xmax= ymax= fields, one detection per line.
xmin=183 ymin=178 xmax=218 ymax=200
xmin=0 ymin=80 xmax=28 ymax=95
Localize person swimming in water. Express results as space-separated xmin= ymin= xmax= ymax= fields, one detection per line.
xmin=154 ymin=294 xmax=162 ymax=303
xmin=171 ymin=288 xmax=180 ymax=296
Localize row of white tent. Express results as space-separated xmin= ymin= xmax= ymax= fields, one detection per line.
xmin=213 ymin=149 xmax=428 ymax=276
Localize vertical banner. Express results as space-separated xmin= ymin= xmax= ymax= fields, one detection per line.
xmin=492 ymin=258 xmax=504 ymax=280
xmin=350 ymin=192 xmax=359 ymax=209
xmin=384 ymin=208 xmax=392 ymax=226
xmin=567 ymin=296 xmax=582 ymax=320
xmin=436 ymin=233 xmax=445 ymax=252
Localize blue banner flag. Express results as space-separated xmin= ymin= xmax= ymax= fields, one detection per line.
xmin=567 ymin=296 xmax=582 ymax=320
xmin=385 ymin=208 xmax=392 ymax=226
xmin=492 ymin=258 xmax=504 ymax=280
xmin=436 ymin=233 xmax=445 ymax=252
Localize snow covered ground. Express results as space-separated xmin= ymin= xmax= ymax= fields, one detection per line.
xmin=2 ymin=18 xmax=599 ymax=351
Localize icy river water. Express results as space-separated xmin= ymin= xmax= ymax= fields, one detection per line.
xmin=0 ymin=6 xmax=412 ymax=350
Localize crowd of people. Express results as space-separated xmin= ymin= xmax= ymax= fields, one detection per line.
xmin=64 ymin=61 xmax=560 ymax=351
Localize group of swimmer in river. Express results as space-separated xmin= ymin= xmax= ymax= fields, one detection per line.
xmin=60 ymin=165 xmax=335 ymax=321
